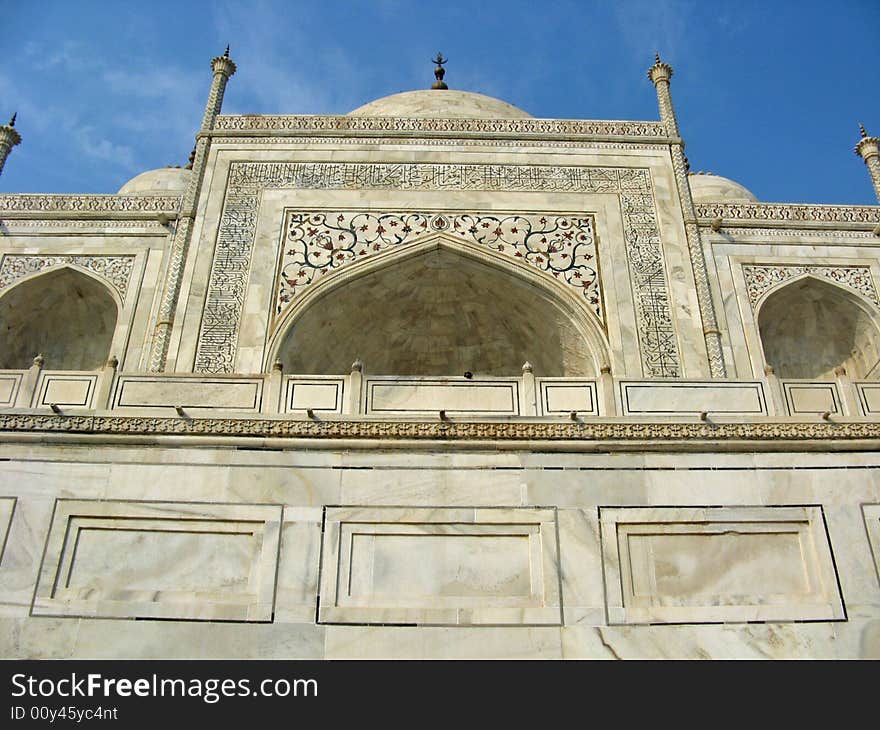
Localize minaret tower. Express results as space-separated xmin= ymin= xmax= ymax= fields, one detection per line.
xmin=648 ymin=54 xmax=727 ymax=378
xmin=0 ymin=114 xmax=22 ymax=177
xmin=855 ymin=123 xmax=880 ymax=204
xmin=148 ymin=47 xmax=237 ymax=372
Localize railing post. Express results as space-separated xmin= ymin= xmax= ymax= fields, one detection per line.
xmin=263 ymin=358 xmax=283 ymax=415
xmin=834 ymin=366 xmax=861 ymax=417
xmin=598 ymin=363 xmax=617 ymax=416
xmin=763 ymin=365 xmax=786 ymax=416
xmin=521 ymin=362 xmax=538 ymax=416
xmin=347 ymin=359 xmax=364 ymax=415
xmin=15 ymin=354 xmax=43 ymax=408
xmin=95 ymin=355 xmax=118 ymax=409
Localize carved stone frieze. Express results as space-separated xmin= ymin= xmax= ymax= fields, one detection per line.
xmin=743 ymin=263 xmax=879 ymax=309
xmin=0 ymin=219 xmax=168 ymax=231
xmin=696 ymin=202 xmax=880 ymax=225
xmin=0 ymin=254 xmax=135 ymax=299
xmin=277 ymin=210 xmax=602 ymax=322
xmin=2 ymin=412 xmax=880 ymax=444
xmin=707 ymin=226 xmax=878 ymax=240
xmin=213 ymin=115 xmax=668 ymax=139
xmin=0 ymin=194 xmax=181 ymax=215
xmin=194 ymin=162 xmax=680 ymax=378
xmin=211 ymin=135 xmax=669 ymax=152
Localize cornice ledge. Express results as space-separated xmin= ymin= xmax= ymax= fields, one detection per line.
xmin=3 ymin=413 xmax=880 ymax=445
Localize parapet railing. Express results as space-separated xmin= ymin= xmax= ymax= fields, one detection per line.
xmin=2 ymin=359 xmax=878 ymax=421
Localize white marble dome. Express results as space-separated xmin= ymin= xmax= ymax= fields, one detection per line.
xmin=348 ymin=89 xmax=532 ymax=119
xmin=117 ymin=167 xmax=191 ymax=195
xmin=688 ymin=172 xmax=758 ymax=202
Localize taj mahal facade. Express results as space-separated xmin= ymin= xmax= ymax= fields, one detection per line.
xmin=0 ymin=50 xmax=879 ymax=658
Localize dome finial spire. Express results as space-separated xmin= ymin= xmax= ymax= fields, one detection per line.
xmin=860 ymin=122 xmax=868 ymax=138
xmin=431 ymin=52 xmax=448 ymax=90
xmin=9 ymin=112 xmax=16 ymax=127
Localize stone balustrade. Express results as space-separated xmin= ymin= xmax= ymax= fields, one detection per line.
xmin=2 ymin=365 xmax=879 ymax=420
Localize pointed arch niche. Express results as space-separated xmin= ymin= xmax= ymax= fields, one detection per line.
xmin=757 ymin=275 xmax=880 ymax=379
xmin=269 ymin=238 xmax=608 ymax=377
xmin=0 ymin=267 xmax=119 ymax=370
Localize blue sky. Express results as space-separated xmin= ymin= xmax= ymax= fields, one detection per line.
xmin=1 ymin=0 xmax=878 ymax=204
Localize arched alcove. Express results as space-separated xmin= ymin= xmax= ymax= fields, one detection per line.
xmin=273 ymin=243 xmax=602 ymax=376
xmin=758 ymin=276 xmax=880 ymax=379
xmin=0 ymin=267 xmax=118 ymax=370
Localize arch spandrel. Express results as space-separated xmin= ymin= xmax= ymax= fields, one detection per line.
xmin=0 ymin=266 xmax=119 ymax=371
xmin=267 ymin=234 xmax=609 ymax=377
xmin=272 ymin=210 xmax=603 ymax=330
xmin=756 ymin=274 xmax=880 ymax=380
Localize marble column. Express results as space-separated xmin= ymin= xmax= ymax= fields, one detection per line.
xmin=148 ymin=49 xmax=237 ymax=372
xmin=649 ymin=55 xmax=726 ymax=378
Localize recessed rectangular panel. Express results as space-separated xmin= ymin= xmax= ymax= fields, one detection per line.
xmin=0 ymin=497 xmax=15 ymax=566
xmin=33 ymin=500 xmax=282 ymax=621
xmin=366 ymin=379 xmax=520 ymax=415
xmin=626 ymin=531 xmax=808 ymax=601
xmin=600 ymin=506 xmax=844 ymax=624
xmin=36 ymin=373 xmax=97 ymax=409
xmin=348 ymin=529 xmax=534 ymax=601
xmin=784 ymin=382 xmax=840 ymax=415
xmin=285 ymin=377 xmax=344 ymax=413
xmin=538 ymin=380 xmax=597 ymax=415
xmin=856 ymin=384 xmax=880 ymax=415
xmin=319 ymin=507 xmax=560 ymax=625
xmin=114 ymin=376 xmax=262 ymax=411
xmin=0 ymin=373 xmax=21 ymax=407
xmin=863 ymin=505 xmax=880 ymax=589
xmin=64 ymin=525 xmax=256 ymax=594
xmin=620 ymin=381 xmax=766 ymax=415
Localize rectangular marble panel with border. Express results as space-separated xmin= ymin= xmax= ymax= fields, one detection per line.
xmin=600 ymin=505 xmax=844 ymax=624
xmin=0 ymin=372 xmax=22 ymax=407
xmin=863 ymin=504 xmax=880 ymax=589
xmin=0 ymin=497 xmax=16 ymax=566
xmin=112 ymin=375 xmax=263 ymax=412
xmin=856 ymin=383 xmax=880 ymax=416
xmin=783 ymin=381 xmax=840 ymax=415
xmin=318 ymin=506 xmax=561 ymax=626
xmin=284 ymin=376 xmax=345 ymax=414
xmin=536 ymin=379 xmax=598 ymax=416
xmin=35 ymin=372 xmax=97 ymax=410
xmin=364 ymin=377 xmax=521 ymax=416
xmin=619 ymin=380 xmax=766 ymax=416
xmin=32 ymin=500 xmax=282 ymax=622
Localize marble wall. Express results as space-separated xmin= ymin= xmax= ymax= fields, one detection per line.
xmin=0 ymin=442 xmax=879 ymax=659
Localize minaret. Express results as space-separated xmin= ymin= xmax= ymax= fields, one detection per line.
xmin=648 ymin=54 xmax=727 ymax=378
xmin=855 ymin=123 xmax=880 ymax=204
xmin=148 ymin=47 xmax=237 ymax=372
xmin=0 ymin=114 xmax=22 ymax=177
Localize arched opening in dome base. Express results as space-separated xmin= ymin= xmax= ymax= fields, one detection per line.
xmin=758 ymin=276 xmax=880 ymax=380
xmin=269 ymin=238 xmax=607 ymax=377
xmin=0 ymin=267 xmax=119 ymax=371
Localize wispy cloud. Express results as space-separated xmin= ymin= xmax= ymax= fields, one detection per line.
xmin=610 ymin=0 xmax=696 ymax=62
xmin=210 ymin=0 xmax=361 ymax=115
